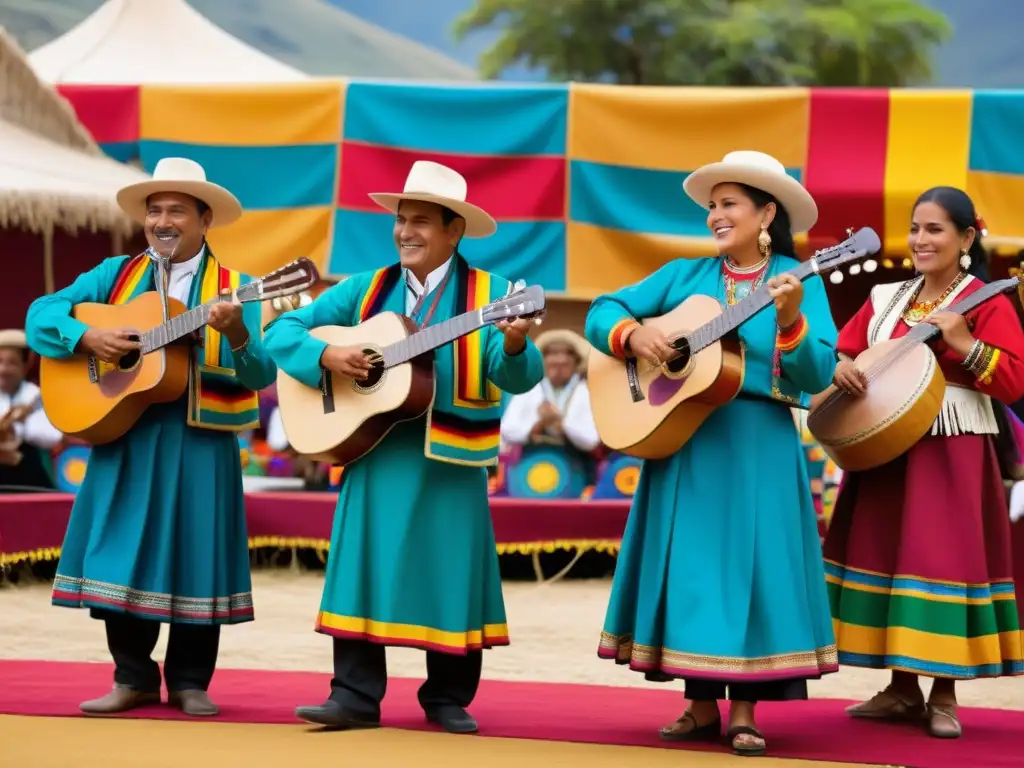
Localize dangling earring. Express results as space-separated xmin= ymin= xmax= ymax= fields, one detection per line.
xmin=960 ymin=250 xmax=972 ymax=271
xmin=757 ymin=226 xmax=772 ymax=259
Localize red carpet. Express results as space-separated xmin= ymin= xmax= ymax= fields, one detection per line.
xmin=1 ymin=660 xmax=1020 ymax=767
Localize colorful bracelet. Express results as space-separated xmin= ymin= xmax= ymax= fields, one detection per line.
xmin=964 ymin=341 xmax=1001 ymax=385
xmin=776 ymin=314 xmax=808 ymax=353
xmin=961 ymin=339 xmax=984 ymax=371
xmin=608 ymin=318 xmax=640 ymax=359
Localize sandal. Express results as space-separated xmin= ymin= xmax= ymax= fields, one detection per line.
xmin=727 ymin=724 xmax=767 ymax=757
xmin=659 ymin=710 xmax=722 ymax=742
xmin=926 ymin=703 xmax=962 ymax=739
xmin=845 ymin=687 xmax=926 ymax=721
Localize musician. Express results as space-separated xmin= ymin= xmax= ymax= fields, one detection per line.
xmin=0 ymin=329 xmax=61 ymax=490
xmin=263 ymin=161 xmax=543 ymax=734
xmin=500 ymin=329 xmax=599 ymax=453
xmin=587 ymin=151 xmax=838 ymax=757
xmin=823 ymin=186 xmax=1024 ymax=738
xmin=24 ymin=158 xmax=277 ymax=716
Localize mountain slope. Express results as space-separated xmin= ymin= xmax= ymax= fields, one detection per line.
xmin=0 ymin=0 xmax=477 ymax=80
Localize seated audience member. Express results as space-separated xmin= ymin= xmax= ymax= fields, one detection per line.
xmin=500 ymin=329 xmax=599 ymax=453
xmin=0 ymin=329 xmax=62 ymax=490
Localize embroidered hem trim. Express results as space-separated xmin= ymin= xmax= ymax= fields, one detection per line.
xmin=315 ymin=612 xmax=510 ymax=654
xmin=51 ymin=575 xmax=254 ymax=623
xmin=596 ymin=631 xmax=839 ymax=680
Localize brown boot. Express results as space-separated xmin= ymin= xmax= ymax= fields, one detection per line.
xmin=80 ymin=684 xmax=161 ymax=715
xmin=168 ymin=689 xmax=219 ymax=717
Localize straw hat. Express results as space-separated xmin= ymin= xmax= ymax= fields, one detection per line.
xmin=0 ymin=329 xmax=36 ymax=367
xmin=536 ymin=329 xmax=590 ymax=371
xmin=369 ymin=161 xmax=497 ymax=238
xmin=683 ymin=151 xmax=818 ymax=234
xmin=116 ymin=157 xmax=243 ymax=228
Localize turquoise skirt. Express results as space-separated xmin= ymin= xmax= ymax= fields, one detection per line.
xmin=598 ymin=398 xmax=838 ymax=683
xmin=51 ymin=397 xmax=253 ymax=625
xmin=316 ymin=418 xmax=509 ymax=654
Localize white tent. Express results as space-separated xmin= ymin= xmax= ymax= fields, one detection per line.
xmin=28 ymin=0 xmax=308 ymax=85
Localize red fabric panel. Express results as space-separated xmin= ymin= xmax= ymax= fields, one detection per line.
xmin=55 ymin=85 xmax=140 ymax=143
xmin=338 ymin=141 xmax=567 ymax=220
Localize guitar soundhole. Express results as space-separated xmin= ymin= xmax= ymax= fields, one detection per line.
xmin=664 ymin=338 xmax=692 ymax=374
xmin=117 ymin=349 xmax=141 ymax=371
xmin=352 ymin=347 xmax=385 ymax=393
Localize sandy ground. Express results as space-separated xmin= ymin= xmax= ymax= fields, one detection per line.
xmin=2 ymin=570 xmax=1022 ymax=710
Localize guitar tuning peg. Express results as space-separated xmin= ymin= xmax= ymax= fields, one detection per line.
xmin=848 ymin=263 xmax=862 ymax=276
xmin=829 ymin=271 xmax=844 ymax=284
xmin=863 ymin=259 xmax=877 ymax=272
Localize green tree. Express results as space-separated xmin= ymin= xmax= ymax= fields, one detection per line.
xmin=452 ymin=0 xmax=951 ymax=86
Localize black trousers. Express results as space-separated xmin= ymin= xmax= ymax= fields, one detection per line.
xmin=684 ymin=677 xmax=808 ymax=703
xmin=96 ymin=609 xmax=220 ymax=693
xmin=328 ymin=638 xmax=481 ymax=718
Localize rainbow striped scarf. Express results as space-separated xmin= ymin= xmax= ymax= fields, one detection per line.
xmin=108 ymin=249 xmax=260 ymax=432
xmin=357 ymin=256 xmax=504 ymax=467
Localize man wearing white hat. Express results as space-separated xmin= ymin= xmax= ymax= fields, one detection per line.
xmin=25 ymin=158 xmax=277 ymax=717
xmin=0 ymin=329 xmax=62 ymax=488
xmin=265 ymin=161 xmax=544 ymax=734
xmin=500 ymin=328 xmax=600 ymax=454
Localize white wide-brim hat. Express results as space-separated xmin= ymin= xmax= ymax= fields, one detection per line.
xmin=369 ymin=160 xmax=497 ymax=238
xmin=535 ymin=329 xmax=591 ymax=371
xmin=116 ymin=157 xmax=243 ymax=228
xmin=683 ymin=150 xmax=818 ymax=234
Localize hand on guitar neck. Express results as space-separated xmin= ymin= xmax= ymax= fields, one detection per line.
xmin=320 ymin=346 xmax=374 ymax=381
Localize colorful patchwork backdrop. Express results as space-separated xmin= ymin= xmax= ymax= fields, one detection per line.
xmin=57 ymin=83 xmax=1024 ymax=299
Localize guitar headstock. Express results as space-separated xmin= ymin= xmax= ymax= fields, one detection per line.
xmin=481 ymin=282 xmax=547 ymax=325
xmin=238 ymin=258 xmax=320 ymax=303
xmin=806 ymin=227 xmax=882 ymax=284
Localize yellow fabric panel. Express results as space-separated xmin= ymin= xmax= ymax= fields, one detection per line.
xmin=206 ymin=207 xmax=333 ymax=278
xmin=967 ymin=170 xmax=1024 ymax=254
xmin=567 ymin=84 xmax=809 ymax=171
xmin=883 ymin=90 xmax=972 ymax=256
xmin=140 ymin=81 xmax=345 ymax=145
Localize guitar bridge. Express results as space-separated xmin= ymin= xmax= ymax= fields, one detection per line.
xmin=319 ymin=368 xmax=335 ymax=414
xmin=625 ymin=358 xmax=645 ymax=402
xmin=87 ymin=355 xmax=99 ymax=384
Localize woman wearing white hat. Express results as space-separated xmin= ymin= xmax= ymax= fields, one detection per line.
xmin=588 ymin=151 xmax=839 ymax=756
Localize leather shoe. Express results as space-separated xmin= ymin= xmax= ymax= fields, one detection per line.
xmin=294 ymin=700 xmax=380 ymax=729
xmin=80 ymin=684 xmax=160 ymax=715
xmin=168 ymin=689 xmax=219 ymax=717
xmin=425 ymin=705 xmax=478 ymax=734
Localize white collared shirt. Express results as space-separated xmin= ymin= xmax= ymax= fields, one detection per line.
xmin=404 ymin=255 xmax=454 ymax=316
xmin=164 ymin=245 xmax=205 ymax=304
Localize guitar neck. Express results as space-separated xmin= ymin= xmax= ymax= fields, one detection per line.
xmin=138 ymin=300 xmax=219 ymax=353
xmin=382 ymin=310 xmax=485 ymax=367
xmin=906 ymin=278 xmax=1019 ymax=345
xmin=687 ymin=260 xmax=815 ymax=352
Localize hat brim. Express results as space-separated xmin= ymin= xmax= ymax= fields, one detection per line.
xmin=369 ymin=192 xmax=497 ymax=238
xmin=116 ymin=180 xmax=243 ymax=228
xmin=682 ymin=163 xmax=818 ymax=234
xmin=535 ymin=329 xmax=591 ymax=371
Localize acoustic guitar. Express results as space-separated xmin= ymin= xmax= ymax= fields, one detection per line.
xmin=0 ymin=395 xmax=42 ymax=466
xmin=276 ymin=282 xmax=546 ymax=466
xmin=587 ymin=227 xmax=882 ymax=460
xmin=40 ymin=256 xmax=319 ymax=445
xmin=807 ymin=275 xmax=1021 ymax=472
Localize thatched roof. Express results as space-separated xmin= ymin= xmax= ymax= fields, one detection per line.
xmin=0 ymin=26 xmax=147 ymax=235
